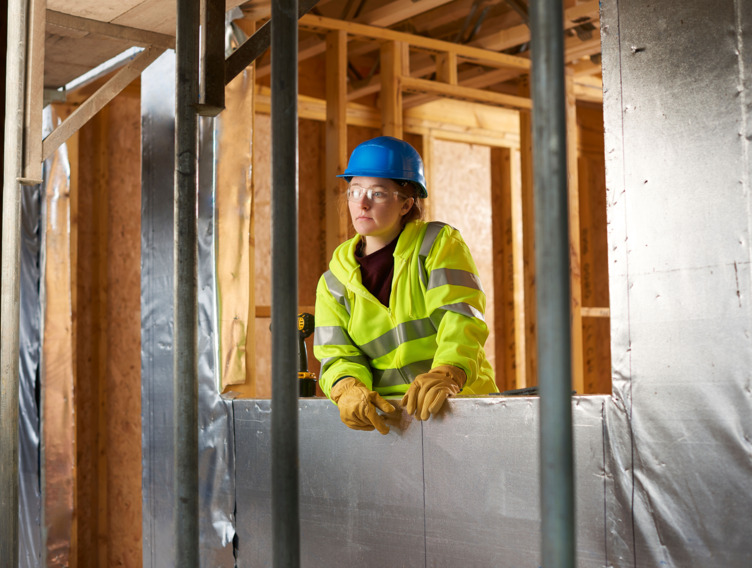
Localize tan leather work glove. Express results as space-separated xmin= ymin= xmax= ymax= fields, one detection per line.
xmin=330 ymin=377 xmax=396 ymax=435
xmin=401 ymin=365 xmax=467 ymax=421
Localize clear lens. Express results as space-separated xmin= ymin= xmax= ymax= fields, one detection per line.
xmin=346 ymin=187 xmax=404 ymax=203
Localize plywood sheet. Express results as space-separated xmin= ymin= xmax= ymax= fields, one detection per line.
xmin=45 ymin=34 xmax=133 ymax=88
xmin=429 ymin=139 xmax=496 ymax=376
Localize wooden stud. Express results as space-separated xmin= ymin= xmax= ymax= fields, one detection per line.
xmin=380 ymin=40 xmax=405 ymax=137
xmin=566 ymin=70 xmax=585 ymax=395
xmin=325 ymin=29 xmax=348 ymax=258
xmin=22 ymin=0 xmax=46 ymax=184
xmin=435 ymin=51 xmax=458 ymax=85
xmin=490 ymin=147 xmax=516 ymax=390
xmin=517 ymin=77 xmax=537 ymax=387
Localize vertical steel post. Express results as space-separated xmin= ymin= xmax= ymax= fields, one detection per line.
xmin=174 ymin=0 xmax=200 ymax=565
xmin=528 ymin=0 xmax=575 ymax=566
xmin=271 ymin=0 xmax=300 ymax=566
xmin=1 ymin=0 xmax=28 ymax=565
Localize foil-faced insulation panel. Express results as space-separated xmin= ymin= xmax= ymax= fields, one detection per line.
xmin=234 ymin=396 xmax=608 ymax=567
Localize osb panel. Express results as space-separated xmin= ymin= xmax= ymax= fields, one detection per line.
xmin=429 ymin=139 xmax=497 ymax=377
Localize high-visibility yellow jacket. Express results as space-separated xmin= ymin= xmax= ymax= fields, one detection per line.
xmin=313 ymin=220 xmax=498 ymax=398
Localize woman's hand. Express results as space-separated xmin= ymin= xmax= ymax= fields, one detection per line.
xmin=401 ymin=365 xmax=466 ymax=421
xmin=330 ymin=377 xmax=396 ymax=435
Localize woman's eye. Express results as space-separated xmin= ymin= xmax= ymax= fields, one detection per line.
xmin=372 ymin=191 xmax=386 ymax=199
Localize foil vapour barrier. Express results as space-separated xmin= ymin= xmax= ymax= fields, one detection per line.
xmin=600 ymin=0 xmax=752 ymax=565
xmin=141 ymin=51 xmax=235 ymax=567
xmin=18 ymin=129 xmax=44 ymax=568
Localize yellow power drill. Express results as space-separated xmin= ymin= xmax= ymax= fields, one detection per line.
xmin=297 ymin=313 xmax=317 ymax=397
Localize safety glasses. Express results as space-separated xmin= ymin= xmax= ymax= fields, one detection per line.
xmin=346 ymin=186 xmax=407 ymax=204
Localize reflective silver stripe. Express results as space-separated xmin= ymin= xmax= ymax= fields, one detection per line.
xmin=372 ymin=359 xmax=433 ymax=388
xmin=440 ymin=302 xmax=485 ymax=322
xmin=314 ymin=325 xmax=354 ymax=347
xmin=418 ymin=221 xmax=447 ymax=288
xmin=427 ymin=267 xmax=484 ymax=293
xmin=320 ymin=354 xmax=370 ymax=373
xmin=359 ymin=317 xmax=437 ymax=360
xmin=323 ymin=270 xmax=350 ymax=315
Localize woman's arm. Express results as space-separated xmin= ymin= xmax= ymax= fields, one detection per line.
xmin=313 ymin=272 xmax=373 ymax=398
xmin=423 ymin=228 xmax=490 ymax=386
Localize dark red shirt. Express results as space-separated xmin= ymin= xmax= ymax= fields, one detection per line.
xmin=355 ymin=234 xmax=400 ymax=307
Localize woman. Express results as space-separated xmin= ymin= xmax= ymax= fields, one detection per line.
xmin=314 ymin=136 xmax=498 ymax=435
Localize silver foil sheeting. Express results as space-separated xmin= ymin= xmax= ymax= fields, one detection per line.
xmin=140 ymin=51 xmax=235 ymax=567
xmin=18 ymin=152 xmax=43 ymax=568
xmin=601 ymin=0 xmax=752 ymax=566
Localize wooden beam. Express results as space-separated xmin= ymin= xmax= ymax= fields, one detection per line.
xmin=225 ymin=0 xmax=320 ymax=84
xmin=564 ymin=34 xmax=602 ymax=64
xmin=380 ymin=40 xmax=405 ymax=137
xmin=198 ymin=0 xmax=225 ymax=116
xmin=42 ymin=47 xmax=164 ymax=162
xmin=325 ymin=29 xmax=348 ymax=258
xmin=46 ymin=10 xmax=175 ymax=50
xmin=565 ymin=70 xmax=584 ymax=395
xmin=401 ymin=75 xmax=532 ymax=110
xmin=470 ymin=0 xmax=600 ymax=52
xmin=581 ymin=307 xmax=610 ymax=318
xmin=299 ymin=14 xmax=531 ymax=72
xmin=22 ymin=0 xmax=46 ymax=184
xmin=357 ymin=0 xmax=454 ymax=27
xmin=254 ymin=87 xmax=521 ymax=148
xmin=255 ymin=36 xmax=326 ymax=79
xmin=574 ymin=75 xmax=603 ymax=103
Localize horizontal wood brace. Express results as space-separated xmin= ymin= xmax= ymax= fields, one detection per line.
xmin=46 ymin=10 xmax=175 ymax=50
xmin=299 ymin=14 xmax=530 ymax=71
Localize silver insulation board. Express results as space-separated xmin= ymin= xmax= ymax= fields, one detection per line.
xmin=234 ymin=396 xmax=609 ymax=567
xmin=140 ymin=51 xmax=235 ymax=567
xmin=601 ymin=0 xmax=752 ymax=566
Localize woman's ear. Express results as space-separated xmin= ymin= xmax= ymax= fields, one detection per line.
xmin=401 ymin=197 xmax=415 ymax=215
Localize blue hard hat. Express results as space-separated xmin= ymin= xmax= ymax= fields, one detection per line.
xmin=338 ymin=136 xmax=428 ymax=198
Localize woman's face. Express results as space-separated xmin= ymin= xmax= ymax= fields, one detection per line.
xmin=347 ymin=177 xmax=414 ymax=244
